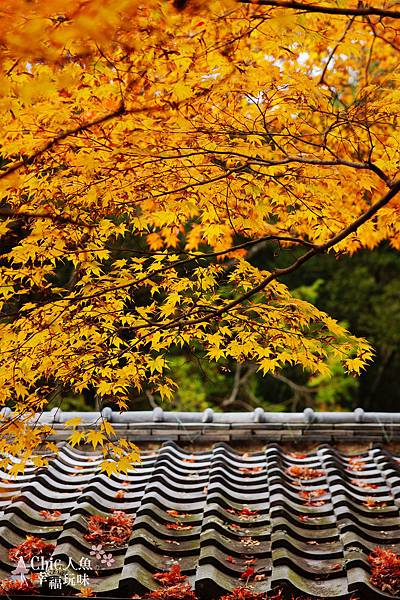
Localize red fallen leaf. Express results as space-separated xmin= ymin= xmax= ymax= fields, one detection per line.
xmin=304 ymin=500 xmax=327 ymax=507
xmin=9 ymin=536 xmax=55 ymax=562
xmin=286 ymin=466 xmax=325 ymax=480
xmin=148 ymin=583 xmax=196 ymax=600
xmin=240 ymin=567 xmax=255 ymax=580
xmin=76 ymin=587 xmax=95 ymax=597
xmin=153 ymin=563 xmax=186 ymax=586
xmin=368 ymin=547 xmax=400 ymax=595
xmin=0 ymin=577 xmax=38 ymax=594
xmin=115 ymin=490 xmax=125 ymax=499
xmin=226 ymin=556 xmax=236 ymax=563
xmin=166 ymin=510 xmax=190 ymax=518
xmin=288 ymin=452 xmax=308 ymax=459
xmin=84 ymin=511 xmax=133 ymax=546
xmin=329 ymin=563 xmax=342 ymax=570
xmin=299 ymin=489 xmax=327 ymax=500
xmin=228 ymin=523 xmax=241 ymax=530
xmin=220 ymin=587 xmax=267 ymax=600
xmin=239 ymin=467 xmax=263 ymax=474
xmin=165 ymin=540 xmax=180 ymax=545
xmin=299 ymin=515 xmax=312 ymax=522
xmin=183 ymin=458 xmax=195 ymax=463
xmin=240 ymin=507 xmax=259 ymax=517
xmin=39 ymin=510 xmax=62 ymax=521
xmin=166 ymin=522 xmax=193 ymax=530
xmin=244 ymin=559 xmax=256 ymax=565
xmin=227 ymin=507 xmax=259 ymax=518
xmin=350 ymin=479 xmax=378 ymax=489
xmin=363 ymin=497 xmax=387 ymax=509
xmin=122 ymin=481 xmax=130 ymax=487
xmin=347 ymin=458 xmax=365 ymax=472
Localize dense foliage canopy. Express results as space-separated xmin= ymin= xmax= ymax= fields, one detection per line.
xmin=0 ymin=0 xmax=399 ymax=470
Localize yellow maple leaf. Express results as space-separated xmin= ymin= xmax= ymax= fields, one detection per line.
xmin=69 ymin=431 xmax=86 ymax=447
xmin=86 ymin=430 xmax=105 ymax=449
xmin=65 ymin=417 xmax=82 ymax=428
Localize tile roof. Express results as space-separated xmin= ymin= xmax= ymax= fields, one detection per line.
xmin=11 ymin=409 xmax=400 ymax=443
xmin=1 ymin=440 xmax=400 ymax=599
xmin=16 ymin=407 xmax=400 ymax=424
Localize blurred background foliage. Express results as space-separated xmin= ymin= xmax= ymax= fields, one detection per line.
xmin=49 ymin=240 xmax=400 ymax=413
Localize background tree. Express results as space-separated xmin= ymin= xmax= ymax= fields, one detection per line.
xmin=0 ymin=0 xmax=399 ymax=471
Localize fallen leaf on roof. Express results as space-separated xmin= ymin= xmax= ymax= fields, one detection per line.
xmin=9 ymin=536 xmax=55 ymax=562
xmin=0 ymin=577 xmax=38 ymax=594
xmin=347 ymin=458 xmax=365 ymax=472
xmin=363 ymin=497 xmax=387 ymax=509
xmin=286 ymin=466 xmax=325 ymax=480
xmin=148 ymin=583 xmax=196 ymax=600
xmin=167 ymin=510 xmax=190 ymax=518
xmin=368 ymin=547 xmax=400 ymax=595
xmin=239 ymin=467 xmax=263 ymax=474
xmin=227 ymin=506 xmax=259 ymax=518
xmin=305 ymin=500 xmax=328 ymax=507
xmin=166 ymin=522 xmax=193 ymax=531
xmin=299 ymin=489 xmax=327 ymax=500
xmin=220 ymin=587 xmax=266 ymax=600
xmin=240 ymin=567 xmax=255 ymax=580
xmin=39 ymin=509 xmax=62 ymax=521
xmin=350 ymin=479 xmax=378 ymax=489
xmin=241 ymin=537 xmax=260 ymax=547
xmin=153 ymin=563 xmax=186 ymax=586
xmin=76 ymin=587 xmax=96 ymax=597
xmin=84 ymin=511 xmax=133 ymax=546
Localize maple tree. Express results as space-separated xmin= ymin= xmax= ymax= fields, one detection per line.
xmin=0 ymin=0 xmax=399 ymax=469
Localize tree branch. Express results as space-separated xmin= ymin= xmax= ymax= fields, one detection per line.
xmin=0 ymin=208 xmax=94 ymax=227
xmin=0 ymin=104 xmax=126 ymax=182
xmin=240 ymin=0 xmax=400 ymax=19
xmin=173 ymin=177 xmax=400 ymax=328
